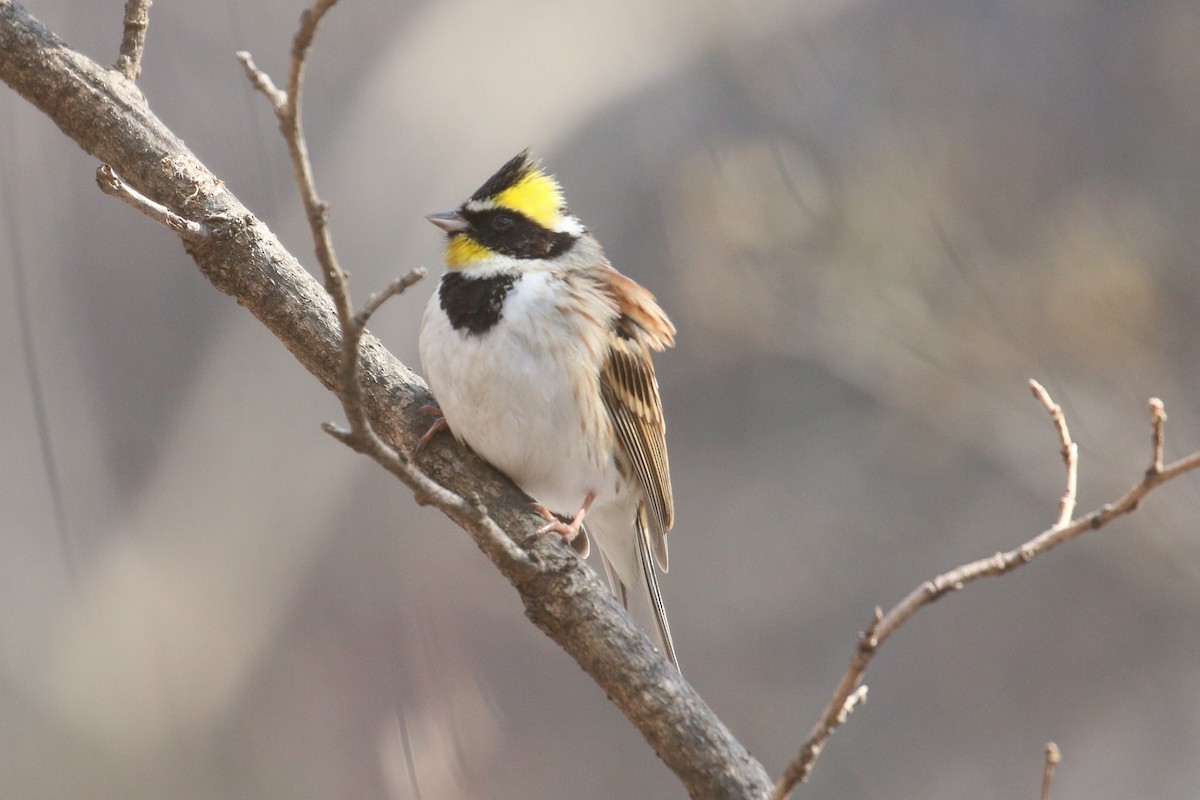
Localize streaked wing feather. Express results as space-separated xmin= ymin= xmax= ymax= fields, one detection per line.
xmin=600 ymin=333 xmax=674 ymax=570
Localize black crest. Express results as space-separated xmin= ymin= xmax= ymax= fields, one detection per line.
xmin=470 ymin=149 xmax=534 ymax=202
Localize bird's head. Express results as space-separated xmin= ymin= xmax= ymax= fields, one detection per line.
xmin=427 ymin=150 xmax=584 ymax=270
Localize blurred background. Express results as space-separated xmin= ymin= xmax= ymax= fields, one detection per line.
xmin=3 ymin=0 xmax=1200 ymax=797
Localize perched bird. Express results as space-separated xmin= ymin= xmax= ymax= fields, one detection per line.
xmin=418 ymin=150 xmax=680 ymax=667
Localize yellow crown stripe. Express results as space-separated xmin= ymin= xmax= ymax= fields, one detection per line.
xmin=494 ymin=169 xmax=563 ymax=228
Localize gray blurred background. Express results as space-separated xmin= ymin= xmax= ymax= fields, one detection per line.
xmin=3 ymin=0 xmax=1200 ymax=797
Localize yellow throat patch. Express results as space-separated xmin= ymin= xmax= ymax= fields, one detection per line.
xmin=445 ymin=236 xmax=491 ymax=268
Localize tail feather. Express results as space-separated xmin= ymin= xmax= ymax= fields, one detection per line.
xmin=597 ymin=547 xmax=628 ymax=608
xmin=636 ymin=513 xmax=679 ymax=669
xmin=586 ymin=511 xmax=680 ymax=671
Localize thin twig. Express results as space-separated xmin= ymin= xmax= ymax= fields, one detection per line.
xmin=772 ymin=390 xmax=1200 ymax=800
xmin=356 ymin=271 xmax=427 ymax=329
xmin=113 ymin=0 xmax=152 ymax=80
xmin=1149 ymin=398 xmax=1166 ymax=475
xmin=95 ymin=164 xmax=210 ymax=242
xmin=1030 ymin=379 xmax=1078 ymax=528
xmin=239 ymin=0 xmax=535 ymax=575
xmin=1041 ymin=741 xmax=1061 ymax=800
xmin=235 ymin=51 xmax=286 ymax=113
xmin=779 ymin=683 xmax=868 ymax=787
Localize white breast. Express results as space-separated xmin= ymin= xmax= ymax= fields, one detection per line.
xmin=419 ymin=269 xmax=622 ymax=515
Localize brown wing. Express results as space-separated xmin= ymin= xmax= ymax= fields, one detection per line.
xmin=595 ymin=266 xmax=675 ymax=570
xmin=603 ymin=267 xmax=675 ymax=351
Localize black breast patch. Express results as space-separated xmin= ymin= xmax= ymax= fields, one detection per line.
xmin=439 ymin=271 xmax=519 ymax=335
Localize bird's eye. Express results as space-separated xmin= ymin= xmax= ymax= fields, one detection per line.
xmin=492 ymin=214 xmax=515 ymax=231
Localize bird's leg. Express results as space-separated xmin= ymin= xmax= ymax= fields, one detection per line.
xmin=416 ymin=405 xmax=449 ymax=452
xmin=531 ymin=491 xmax=597 ymax=545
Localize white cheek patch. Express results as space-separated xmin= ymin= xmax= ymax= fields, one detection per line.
xmin=554 ymin=215 xmax=586 ymax=236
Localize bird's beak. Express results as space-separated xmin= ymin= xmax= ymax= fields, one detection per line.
xmin=426 ymin=210 xmax=469 ymax=234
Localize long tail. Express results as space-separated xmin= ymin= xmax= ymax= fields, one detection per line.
xmin=635 ymin=512 xmax=678 ymax=669
xmin=598 ymin=515 xmax=679 ymax=670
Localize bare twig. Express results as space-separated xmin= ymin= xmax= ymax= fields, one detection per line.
xmin=1149 ymin=398 xmax=1166 ymax=475
xmin=773 ymin=389 xmax=1200 ymax=800
xmin=356 ymin=272 xmax=427 ymax=329
xmin=240 ymin=0 xmax=535 ymax=575
xmin=113 ymin=0 xmax=152 ymax=80
xmin=1041 ymin=741 xmax=1061 ymax=800
xmin=776 ymin=684 xmax=868 ymax=790
xmin=95 ymin=163 xmax=210 ymax=242
xmin=235 ymin=51 xmax=286 ymax=113
xmin=1030 ymin=379 xmax=1078 ymax=527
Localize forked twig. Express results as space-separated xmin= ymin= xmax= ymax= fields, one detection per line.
xmin=772 ymin=385 xmax=1200 ymax=799
xmin=237 ymin=0 xmax=533 ymax=574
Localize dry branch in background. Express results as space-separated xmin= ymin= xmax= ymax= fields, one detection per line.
xmin=1029 ymin=379 xmax=1078 ymax=528
xmin=771 ymin=384 xmax=1200 ymax=800
xmin=4 ymin=1 xmax=1200 ymax=798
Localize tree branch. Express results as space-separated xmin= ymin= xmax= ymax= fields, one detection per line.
xmin=235 ymin=51 xmax=286 ymax=113
xmin=113 ymin=0 xmax=151 ymax=80
xmin=772 ymin=388 xmax=1200 ymax=799
xmin=0 ymin=2 xmax=772 ymax=797
xmin=1030 ymin=379 xmax=1078 ymax=529
xmin=95 ymin=163 xmax=210 ymax=242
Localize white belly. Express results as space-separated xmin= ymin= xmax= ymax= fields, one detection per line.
xmin=419 ymin=270 xmax=621 ymax=515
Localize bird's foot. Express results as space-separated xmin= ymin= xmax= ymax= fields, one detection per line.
xmin=530 ymin=491 xmax=596 ymax=546
xmin=416 ymin=405 xmax=448 ymax=452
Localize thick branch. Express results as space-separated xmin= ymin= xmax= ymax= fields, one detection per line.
xmin=0 ymin=3 xmax=772 ymax=797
